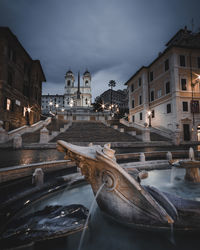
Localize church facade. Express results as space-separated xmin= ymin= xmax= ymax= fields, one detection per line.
xmin=41 ymin=70 xmax=92 ymax=113
xmin=64 ymin=70 xmax=92 ymax=108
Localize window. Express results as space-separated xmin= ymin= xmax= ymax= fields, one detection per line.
xmin=139 ymin=95 xmax=142 ymax=105
xmin=181 ymin=79 xmax=187 ymax=90
xmin=67 ymin=80 xmax=70 ymax=86
xmin=132 ymin=99 xmax=135 ymax=108
xmin=140 ymin=112 xmax=143 ymax=120
xmin=6 ymin=98 xmax=11 ymax=111
xmin=85 ymin=98 xmax=88 ymax=105
xmin=180 ymin=55 xmax=186 ymax=67
xmin=167 ymin=104 xmax=171 ymax=113
xmin=152 ymin=110 xmax=155 ymax=118
xmin=138 ymin=77 xmax=142 ymax=87
xmin=132 ymin=116 xmax=135 ymax=122
xmin=131 ymin=84 xmax=134 ymax=92
xmin=166 ymin=81 xmax=170 ymax=94
xmin=198 ymin=57 xmax=200 ymax=68
xmin=157 ymin=89 xmax=162 ymax=98
xmin=150 ymin=90 xmax=154 ymax=101
xmin=165 ymin=59 xmax=169 ymax=71
xmin=182 ymin=102 xmax=188 ymax=111
xmin=150 ymin=72 xmax=153 ymax=81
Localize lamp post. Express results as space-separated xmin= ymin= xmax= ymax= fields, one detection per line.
xmin=147 ymin=110 xmax=152 ymax=127
xmin=49 ymin=101 xmax=53 ymax=114
xmin=26 ymin=106 xmax=31 ymax=126
xmin=55 ymin=103 xmax=59 ymax=115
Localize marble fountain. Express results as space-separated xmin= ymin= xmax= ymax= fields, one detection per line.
xmin=1 ymin=141 xmax=200 ymax=250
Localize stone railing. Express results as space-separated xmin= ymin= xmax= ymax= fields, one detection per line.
xmin=42 ymin=121 xmax=72 ymax=143
xmin=0 ymin=117 xmax=52 ymax=144
xmin=0 ymin=159 xmax=75 ymax=183
xmin=150 ymin=126 xmax=173 ymax=139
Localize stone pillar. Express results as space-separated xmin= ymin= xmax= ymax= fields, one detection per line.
xmin=189 ymin=147 xmax=195 ymax=161
xmin=32 ymin=168 xmax=44 ymax=187
xmin=13 ymin=134 xmax=22 ymax=149
xmin=142 ymin=127 xmax=150 ymax=142
xmin=140 ymin=153 xmax=145 ymax=162
xmin=173 ymin=129 xmax=181 ymax=145
xmin=166 ymin=151 xmax=172 ymax=161
xmin=40 ymin=126 xmax=49 ymax=144
xmin=0 ymin=121 xmax=8 ymax=143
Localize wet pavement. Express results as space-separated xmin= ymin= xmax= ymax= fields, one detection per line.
xmin=0 ymin=149 xmax=64 ymax=168
xmin=0 ymin=145 xmax=199 ymax=168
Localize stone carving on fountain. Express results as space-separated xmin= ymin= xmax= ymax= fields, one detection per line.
xmin=57 ymin=140 xmax=200 ymax=231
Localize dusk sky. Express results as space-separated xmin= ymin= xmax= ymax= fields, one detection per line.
xmin=1 ymin=0 xmax=200 ymax=101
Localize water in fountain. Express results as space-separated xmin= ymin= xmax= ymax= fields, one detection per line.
xmin=142 ymin=169 xmax=200 ymax=201
xmin=169 ymin=223 xmax=176 ymax=245
xmin=78 ymin=183 xmax=105 ymax=250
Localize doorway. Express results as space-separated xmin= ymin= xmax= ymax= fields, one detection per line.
xmin=183 ymin=124 xmax=190 ymax=141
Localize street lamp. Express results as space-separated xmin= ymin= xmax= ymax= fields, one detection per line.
xmin=61 ymin=107 xmax=65 ymax=112
xmin=49 ymin=101 xmax=53 ymax=113
xmin=55 ymin=103 xmax=59 ymax=115
xmin=26 ymin=106 xmax=31 ymax=126
xmin=147 ymin=110 xmax=152 ymax=127
xmin=70 ymin=99 xmax=73 ymax=108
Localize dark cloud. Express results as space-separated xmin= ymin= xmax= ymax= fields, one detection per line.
xmin=0 ymin=0 xmax=200 ymax=99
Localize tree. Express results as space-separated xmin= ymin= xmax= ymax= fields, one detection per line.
xmin=108 ymin=80 xmax=116 ymax=111
xmin=92 ymin=96 xmax=103 ymax=112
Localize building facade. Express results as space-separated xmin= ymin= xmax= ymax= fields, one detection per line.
xmin=0 ymin=27 xmax=46 ymax=131
xmin=42 ymin=70 xmax=92 ymax=114
xmin=125 ymin=27 xmax=200 ymax=141
xmin=99 ymin=89 xmax=128 ymax=110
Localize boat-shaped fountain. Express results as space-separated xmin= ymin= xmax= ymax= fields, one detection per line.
xmin=57 ymin=140 xmax=200 ymax=232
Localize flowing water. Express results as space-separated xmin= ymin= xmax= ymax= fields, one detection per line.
xmin=6 ymin=169 xmax=200 ymax=250
xmin=78 ymin=183 xmax=105 ymax=250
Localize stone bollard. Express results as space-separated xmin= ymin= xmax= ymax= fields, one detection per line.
xmin=40 ymin=126 xmax=49 ymax=144
xmin=166 ymin=151 xmax=172 ymax=161
xmin=140 ymin=153 xmax=145 ymax=162
xmin=142 ymin=127 xmax=150 ymax=142
xmin=13 ymin=134 xmax=22 ymax=149
xmin=32 ymin=168 xmax=44 ymax=187
xmin=0 ymin=120 xmax=8 ymax=143
xmin=189 ymin=147 xmax=195 ymax=161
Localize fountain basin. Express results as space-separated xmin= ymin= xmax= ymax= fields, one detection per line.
xmin=57 ymin=140 xmax=200 ymax=232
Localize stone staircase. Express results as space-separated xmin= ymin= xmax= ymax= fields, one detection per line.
xmin=50 ymin=121 xmax=139 ymax=143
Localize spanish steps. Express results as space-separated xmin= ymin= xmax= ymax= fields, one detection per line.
xmin=50 ymin=121 xmax=139 ymax=143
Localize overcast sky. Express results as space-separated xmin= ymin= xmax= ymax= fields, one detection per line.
xmin=1 ymin=0 xmax=200 ymax=100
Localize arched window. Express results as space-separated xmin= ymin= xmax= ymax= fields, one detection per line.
xmin=85 ymin=80 xmax=89 ymax=86
xmin=67 ymin=80 xmax=70 ymax=86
